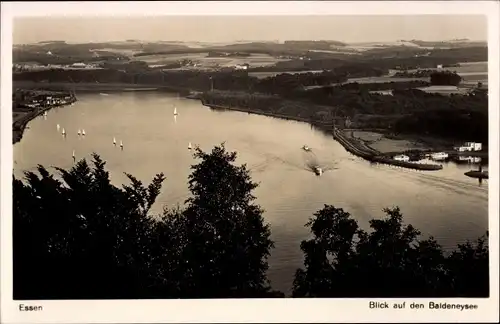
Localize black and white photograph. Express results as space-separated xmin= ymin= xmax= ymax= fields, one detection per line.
xmin=1 ymin=1 xmax=499 ymax=323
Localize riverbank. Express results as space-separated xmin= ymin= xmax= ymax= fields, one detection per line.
xmin=13 ymin=97 xmax=77 ymax=144
xmin=332 ymin=129 xmax=443 ymax=171
xmin=195 ymin=95 xmax=443 ymax=171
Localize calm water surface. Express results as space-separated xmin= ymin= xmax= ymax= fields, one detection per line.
xmin=14 ymin=92 xmax=489 ymax=295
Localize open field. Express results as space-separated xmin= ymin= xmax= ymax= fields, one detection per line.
xmin=137 ymin=52 xmax=288 ymax=68
xmin=348 ymin=130 xmax=429 ymax=153
xmin=406 ymin=61 xmax=487 ymax=74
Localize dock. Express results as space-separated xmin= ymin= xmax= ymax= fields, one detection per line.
xmin=333 ymin=129 xmax=443 ymax=171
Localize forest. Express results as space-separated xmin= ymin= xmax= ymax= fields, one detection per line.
xmin=13 ymin=66 xmax=487 ymax=144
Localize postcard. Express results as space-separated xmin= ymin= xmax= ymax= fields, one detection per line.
xmin=1 ymin=1 xmax=498 ymax=323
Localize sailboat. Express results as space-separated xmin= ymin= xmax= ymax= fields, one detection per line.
xmin=120 ymin=140 xmax=124 ymax=150
xmin=113 ymin=137 xmax=116 ymax=146
xmin=62 ymin=128 xmax=66 ymax=136
xmin=77 ymin=129 xmax=81 ymax=136
xmin=43 ymin=111 xmax=48 ymax=117
xmin=188 ymin=142 xmax=192 ymax=150
xmin=57 ymin=124 xmax=60 ymax=131
xmin=82 ymin=129 xmax=86 ymax=136
xmin=173 ymin=106 xmax=178 ymax=116
xmin=72 ymin=150 xmax=76 ymax=162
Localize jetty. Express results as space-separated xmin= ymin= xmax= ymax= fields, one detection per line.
xmin=332 ymin=128 xmax=443 ymax=171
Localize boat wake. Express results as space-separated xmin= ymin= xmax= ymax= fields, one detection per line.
xmin=248 ymin=150 xmax=339 ymax=176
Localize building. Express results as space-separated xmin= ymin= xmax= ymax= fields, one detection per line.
xmin=454 ymin=142 xmax=482 ymax=152
xmin=437 ymin=64 xmax=443 ymax=69
xmin=393 ymin=154 xmax=410 ymax=162
xmin=234 ymin=63 xmax=249 ymax=70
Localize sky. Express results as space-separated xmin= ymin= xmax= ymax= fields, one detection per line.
xmin=13 ymin=15 xmax=487 ymax=45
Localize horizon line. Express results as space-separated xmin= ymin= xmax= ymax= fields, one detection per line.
xmin=14 ymin=38 xmax=489 ymax=46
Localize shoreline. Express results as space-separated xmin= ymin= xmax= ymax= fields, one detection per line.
xmin=195 ymin=97 xmax=444 ymax=171
xmin=13 ymin=98 xmax=77 ymax=144
xmin=13 ymin=83 xmax=483 ymax=172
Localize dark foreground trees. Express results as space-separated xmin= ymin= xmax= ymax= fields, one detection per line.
xmin=293 ymin=205 xmax=489 ymax=298
xmin=13 ymin=155 xmax=167 ymax=299
xmin=13 ymin=145 xmax=279 ymax=299
xmin=14 ymin=145 xmax=488 ymax=299
xmin=155 ymin=145 xmax=279 ymax=298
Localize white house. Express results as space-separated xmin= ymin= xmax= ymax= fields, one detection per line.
xmin=234 ymin=63 xmax=249 ymax=70
xmin=454 ymin=142 xmax=482 ymax=152
xmin=393 ymin=154 xmax=410 ymax=162
xmin=437 ymin=64 xmax=443 ymax=69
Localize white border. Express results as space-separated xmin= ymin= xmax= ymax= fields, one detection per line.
xmin=1 ymin=2 xmax=498 ymax=323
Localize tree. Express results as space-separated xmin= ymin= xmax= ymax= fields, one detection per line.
xmin=159 ymin=144 xmax=280 ymax=298
xmin=293 ymin=205 xmax=489 ymax=298
xmin=13 ymin=154 xmax=166 ymax=299
xmin=13 ymin=146 xmax=282 ymax=299
xmin=430 ymin=71 xmax=462 ymax=86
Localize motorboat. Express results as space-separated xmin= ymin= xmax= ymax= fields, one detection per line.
xmin=313 ymin=166 xmax=323 ymax=176
xmin=393 ymin=154 xmax=410 ymax=162
xmin=302 ymin=145 xmax=311 ymax=152
xmin=430 ymin=152 xmax=448 ymax=160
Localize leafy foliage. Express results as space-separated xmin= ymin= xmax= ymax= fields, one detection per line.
xmin=13 ymin=154 xmax=166 ymax=299
xmin=158 ymin=144 xmax=279 ymax=298
xmin=293 ymin=205 xmax=489 ymax=298
xmin=13 ymin=146 xmax=280 ymax=299
xmin=430 ymin=71 xmax=463 ymax=86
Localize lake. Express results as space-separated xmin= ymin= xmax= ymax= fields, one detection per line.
xmin=13 ymin=92 xmax=489 ymax=295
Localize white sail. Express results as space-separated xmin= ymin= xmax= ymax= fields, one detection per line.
xmin=173 ymin=107 xmax=178 ymax=115
xmin=57 ymin=124 xmax=60 ymax=130
xmin=120 ymin=140 xmax=123 ymax=149
xmin=77 ymin=129 xmax=81 ymax=136
xmin=188 ymin=142 xmax=192 ymax=150
xmin=82 ymin=129 xmax=86 ymax=136
xmin=72 ymin=150 xmax=75 ymax=158
xmin=62 ymin=128 xmax=66 ymax=135
xmin=113 ymin=137 xmax=116 ymax=145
